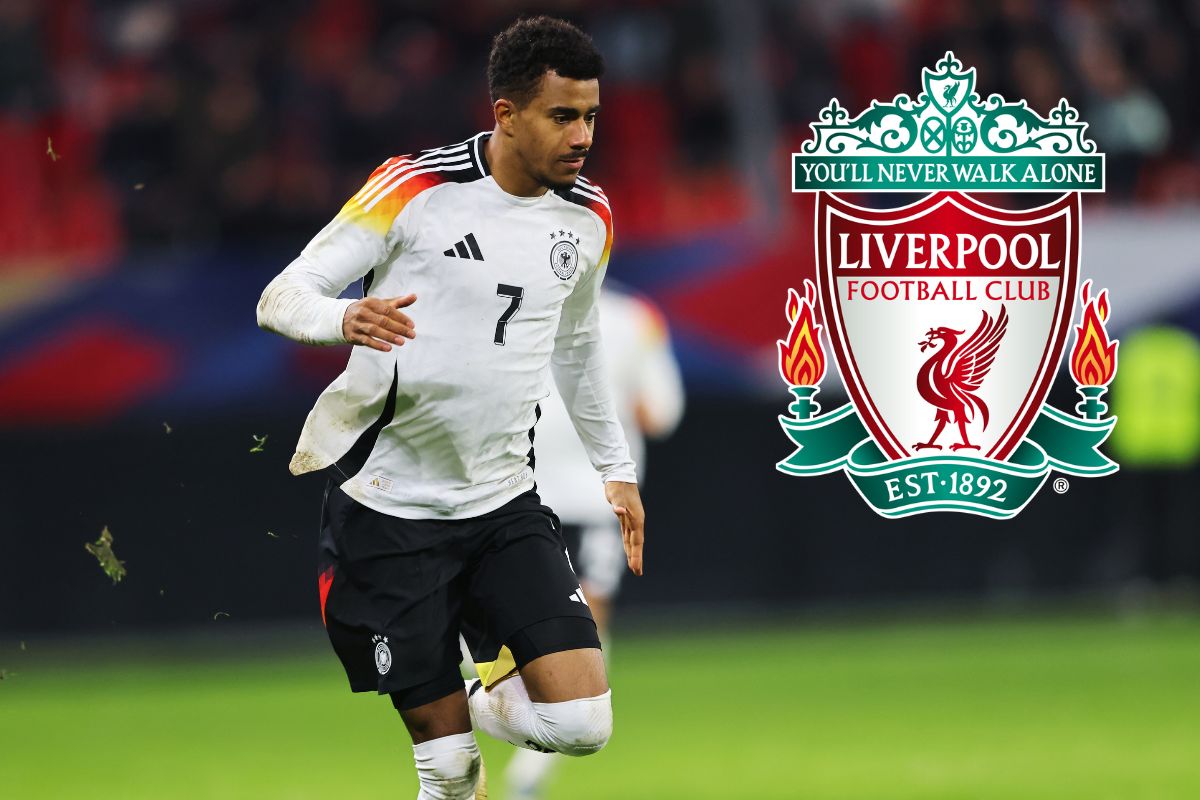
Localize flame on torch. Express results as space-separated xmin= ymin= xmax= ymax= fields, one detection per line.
xmin=778 ymin=279 xmax=827 ymax=386
xmin=1069 ymin=280 xmax=1118 ymax=387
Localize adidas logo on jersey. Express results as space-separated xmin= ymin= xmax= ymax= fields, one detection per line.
xmin=443 ymin=233 xmax=484 ymax=261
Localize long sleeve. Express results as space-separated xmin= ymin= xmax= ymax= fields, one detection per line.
xmin=551 ymin=213 xmax=637 ymax=485
xmin=257 ymin=156 xmax=414 ymax=344
xmin=256 ymin=254 xmax=359 ymax=345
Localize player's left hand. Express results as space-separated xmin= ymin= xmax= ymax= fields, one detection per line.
xmin=604 ymin=481 xmax=645 ymax=576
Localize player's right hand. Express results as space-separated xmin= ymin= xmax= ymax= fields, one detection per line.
xmin=342 ymin=294 xmax=417 ymax=351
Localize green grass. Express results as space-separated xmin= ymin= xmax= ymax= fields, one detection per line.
xmin=2 ymin=614 xmax=1199 ymax=799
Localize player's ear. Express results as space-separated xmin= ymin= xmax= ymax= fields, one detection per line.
xmin=494 ymin=98 xmax=517 ymax=134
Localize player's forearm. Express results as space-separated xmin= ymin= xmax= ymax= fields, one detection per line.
xmin=551 ymin=340 xmax=638 ymax=484
xmin=257 ymin=257 xmax=355 ymax=345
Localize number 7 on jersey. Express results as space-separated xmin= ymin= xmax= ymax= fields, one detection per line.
xmin=494 ymin=284 xmax=524 ymax=345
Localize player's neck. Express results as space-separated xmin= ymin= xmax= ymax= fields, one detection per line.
xmin=485 ymin=130 xmax=550 ymax=199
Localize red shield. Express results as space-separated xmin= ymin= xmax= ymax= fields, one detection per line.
xmin=816 ymin=191 xmax=1080 ymax=461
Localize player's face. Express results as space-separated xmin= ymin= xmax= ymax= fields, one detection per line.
xmin=512 ymin=71 xmax=599 ymax=190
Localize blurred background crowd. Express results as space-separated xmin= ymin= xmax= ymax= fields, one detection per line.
xmin=2 ymin=0 xmax=1199 ymax=261
xmin=1 ymin=0 xmax=1198 ymax=631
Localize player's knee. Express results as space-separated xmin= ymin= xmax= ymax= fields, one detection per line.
xmin=533 ymin=691 xmax=613 ymax=757
xmin=413 ymin=733 xmax=481 ymax=800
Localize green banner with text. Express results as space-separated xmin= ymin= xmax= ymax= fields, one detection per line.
xmin=778 ymin=405 xmax=1116 ymax=518
xmin=792 ymin=155 xmax=1104 ymax=192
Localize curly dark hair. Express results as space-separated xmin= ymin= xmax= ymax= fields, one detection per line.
xmin=487 ymin=16 xmax=605 ymax=107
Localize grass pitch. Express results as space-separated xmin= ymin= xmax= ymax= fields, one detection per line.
xmin=2 ymin=613 xmax=1198 ymax=799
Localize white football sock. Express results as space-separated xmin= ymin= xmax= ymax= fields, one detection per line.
xmin=412 ymin=732 xmax=481 ymax=800
xmin=467 ymin=676 xmax=612 ymax=757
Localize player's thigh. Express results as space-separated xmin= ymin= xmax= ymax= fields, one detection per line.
xmin=398 ymin=684 xmax=472 ymax=744
xmin=519 ymin=646 xmax=608 ymax=702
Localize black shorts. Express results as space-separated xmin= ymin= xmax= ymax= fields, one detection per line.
xmin=316 ymin=481 xmax=598 ymax=698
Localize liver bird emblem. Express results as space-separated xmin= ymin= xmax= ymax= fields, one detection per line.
xmin=913 ymin=305 xmax=1009 ymax=452
xmin=941 ymin=80 xmax=959 ymax=109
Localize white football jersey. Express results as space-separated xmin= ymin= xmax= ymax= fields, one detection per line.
xmin=535 ymin=289 xmax=685 ymax=524
xmin=258 ymin=132 xmax=636 ymax=519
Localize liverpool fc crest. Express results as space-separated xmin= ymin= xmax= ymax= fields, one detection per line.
xmin=778 ymin=52 xmax=1118 ymax=519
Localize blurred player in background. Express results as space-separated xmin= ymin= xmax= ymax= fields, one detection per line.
xmin=258 ymin=17 xmax=644 ymax=800
xmin=506 ymin=286 xmax=684 ymax=799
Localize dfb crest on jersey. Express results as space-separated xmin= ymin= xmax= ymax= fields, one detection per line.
xmin=779 ymin=52 xmax=1117 ymax=519
xmin=550 ymin=229 xmax=580 ymax=280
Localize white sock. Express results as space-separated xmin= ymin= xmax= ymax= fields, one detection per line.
xmin=506 ymin=747 xmax=560 ymax=797
xmin=467 ymin=676 xmax=612 ymax=757
xmin=412 ymin=732 xmax=481 ymax=800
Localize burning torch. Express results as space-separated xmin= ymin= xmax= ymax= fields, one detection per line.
xmin=778 ymin=280 xmax=827 ymax=421
xmin=1069 ymin=280 xmax=1119 ymax=420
